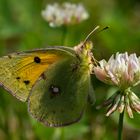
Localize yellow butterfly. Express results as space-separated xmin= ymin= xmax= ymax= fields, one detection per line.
xmin=0 ymin=26 xmax=101 ymax=127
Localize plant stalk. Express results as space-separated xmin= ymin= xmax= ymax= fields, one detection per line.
xmin=118 ymin=110 xmax=124 ymax=140
xmin=61 ymin=25 xmax=67 ymax=45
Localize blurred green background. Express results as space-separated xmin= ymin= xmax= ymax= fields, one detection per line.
xmin=0 ymin=0 xmax=140 ymax=140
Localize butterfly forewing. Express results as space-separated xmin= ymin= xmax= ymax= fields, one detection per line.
xmin=0 ymin=49 xmax=73 ymax=102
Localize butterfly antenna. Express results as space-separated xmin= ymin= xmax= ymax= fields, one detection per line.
xmin=83 ymin=26 xmax=109 ymax=44
xmin=99 ymin=26 xmax=109 ymax=33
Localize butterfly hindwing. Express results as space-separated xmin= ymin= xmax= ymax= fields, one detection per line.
xmin=28 ymin=53 xmax=92 ymax=126
xmin=0 ymin=48 xmax=73 ymax=102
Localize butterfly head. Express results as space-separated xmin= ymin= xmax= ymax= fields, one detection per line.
xmin=74 ymin=41 xmax=95 ymax=74
xmin=74 ymin=26 xmax=108 ymax=74
xmin=74 ymin=41 xmax=93 ymax=55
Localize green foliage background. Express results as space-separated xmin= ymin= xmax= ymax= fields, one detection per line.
xmin=0 ymin=0 xmax=140 ymax=140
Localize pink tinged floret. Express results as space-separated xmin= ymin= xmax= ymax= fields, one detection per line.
xmin=94 ymin=67 xmax=108 ymax=83
xmin=126 ymin=104 xmax=134 ymax=118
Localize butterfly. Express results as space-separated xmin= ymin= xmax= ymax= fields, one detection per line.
xmin=0 ymin=26 xmax=100 ymax=127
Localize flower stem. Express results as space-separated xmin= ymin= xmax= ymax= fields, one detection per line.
xmin=118 ymin=110 xmax=124 ymax=140
xmin=61 ymin=25 xmax=67 ymax=45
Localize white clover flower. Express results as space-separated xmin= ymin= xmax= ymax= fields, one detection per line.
xmin=41 ymin=2 xmax=89 ymax=27
xmin=94 ymin=52 xmax=140 ymax=89
xmin=94 ymin=52 xmax=140 ymax=118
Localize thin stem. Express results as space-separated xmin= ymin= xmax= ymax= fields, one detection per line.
xmin=118 ymin=110 xmax=124 ymax=140
xmin=60 ymin=128 xmax=65 ymax=140
xmin=61 ymin=25 xmax=67 ymax=45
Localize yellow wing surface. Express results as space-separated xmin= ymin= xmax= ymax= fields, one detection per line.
xmin=0 ymin=48 xmax=73 ymax=102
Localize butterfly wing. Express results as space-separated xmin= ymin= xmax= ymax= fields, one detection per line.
xmin=0 ymin=48 xmax=74 ymax=102
xmin=28 ymin=54 xmax=93 ymax=127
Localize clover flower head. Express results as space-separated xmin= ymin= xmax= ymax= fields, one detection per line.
xmin=41 ymin=2 xmax=89 ymax=27
xmin=94 ymin=52 xmax=140 ymax=89
xmin=94 ymin=52 xmax=140 ymax=118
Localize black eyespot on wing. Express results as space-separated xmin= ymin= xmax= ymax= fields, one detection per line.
xmin=34 ymin=56 xmax=41 ymax=63
xmin=24 ymin=80 xmax=30 ymax=85
xmin=16 ymin=77 xmax=20 ymax=80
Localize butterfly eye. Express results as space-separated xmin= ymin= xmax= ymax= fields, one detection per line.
xmin=34 ymin=56 xmax=41 ymax=63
